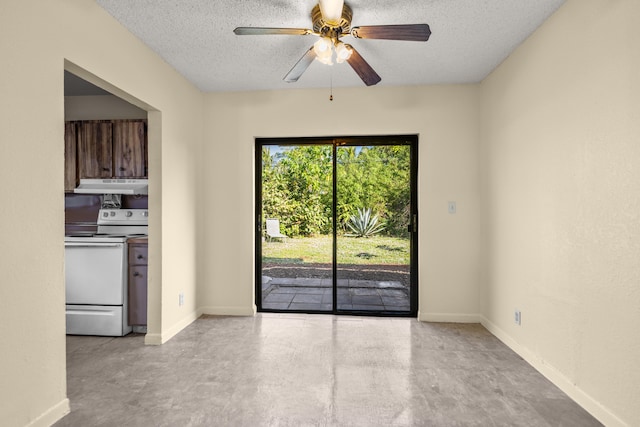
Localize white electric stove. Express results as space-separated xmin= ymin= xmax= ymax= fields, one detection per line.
xmin=65 ymin=208 xmax=148 ymax=336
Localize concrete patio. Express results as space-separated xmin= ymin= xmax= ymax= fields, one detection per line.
xmin=261 ymin=276 xmax=411 ymax=312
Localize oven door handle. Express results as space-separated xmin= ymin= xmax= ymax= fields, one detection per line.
xmin=65 ymin=243 xmax=124 ymax=248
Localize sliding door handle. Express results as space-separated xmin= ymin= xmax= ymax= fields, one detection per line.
xmin=408 ymin=214 xmax=417 ymax=233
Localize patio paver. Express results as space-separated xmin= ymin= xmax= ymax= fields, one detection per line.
xmin=262 ymin=275 xmax=410 ymax=313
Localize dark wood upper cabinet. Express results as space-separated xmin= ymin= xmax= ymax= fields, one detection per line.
xmin=64 ymin=122 xmax=77 ymax=192
xmin=77 ymin=121 xmax=113 ymax=179
xmin=65 ymin=119 xmax=148 ymax=192
xmin=113 ymin=120 xmax=146 ymax=178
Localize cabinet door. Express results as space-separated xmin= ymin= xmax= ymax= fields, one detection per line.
xmin=129 ymin=244 xmax=148 ymax=265
xmin=128 ymin=265 xmax=148 ymax=325
xmin=113 ymin=120 xmax=146 ymax=178
xmin=64 ymin=122 xmax=77 ymax=192
xmin=78 ymin=121 xmax=113 ymax=179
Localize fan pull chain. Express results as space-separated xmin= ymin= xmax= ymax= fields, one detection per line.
xmin=329 ymin=68 xmax=334 ymax=101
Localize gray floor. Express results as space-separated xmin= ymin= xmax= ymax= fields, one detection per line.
xmin=56 ymin=314 xmax=602 ymax=427
xmin=262 ymin=277 xmax=410 ymax=312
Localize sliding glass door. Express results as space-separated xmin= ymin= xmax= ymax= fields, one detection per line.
xmin=258 ymin=143 xmax=334 ymax=312
xmin=335 ymin=144 xmax=413 ymax=313
xmin=256 ymin=136 xmax=417 ymax=316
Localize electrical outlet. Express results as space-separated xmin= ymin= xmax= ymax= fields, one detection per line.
xmin=514 ymin=310 xmax=521 ymax=325
xmin=179 ymin=292 xmax=184 ymax=307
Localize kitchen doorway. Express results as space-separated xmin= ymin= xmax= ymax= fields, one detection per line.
xmin=64 ymin=66 xmax=154 ymax=338
xmin=256 ymin=135 xmax=418 ymax=316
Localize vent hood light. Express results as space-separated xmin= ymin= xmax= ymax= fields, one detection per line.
xmin=74 ymin=179 xmax=148 ymax=195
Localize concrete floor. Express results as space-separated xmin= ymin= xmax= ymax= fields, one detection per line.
xmin=56 ymin=314 xmax=602 ymax=426
xmin=262 ymin=277 xmax=411 ymax=312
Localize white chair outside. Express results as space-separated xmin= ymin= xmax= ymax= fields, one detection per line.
xmin=265 ymin=218 xmax=288 ymax=241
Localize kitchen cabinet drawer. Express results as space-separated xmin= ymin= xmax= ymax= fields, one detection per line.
xmin=129 ymin=244 xmax=148 ymax=265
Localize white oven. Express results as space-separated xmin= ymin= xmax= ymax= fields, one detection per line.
xmin=65 ymin=208 xmax=148 ymax=336
xmin=65 ymin=238 xmax=129 ymax=336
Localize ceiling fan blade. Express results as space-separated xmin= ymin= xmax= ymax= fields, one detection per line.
xmin=233 ymin=27 xmax=311 ymax=36
xmin=351 ymin=24 xmax=431 ymax=42
xmin=284 ymin=47 xmax=317 ymax=83
xmin=345 ymin=45 xmax=381 ymax=86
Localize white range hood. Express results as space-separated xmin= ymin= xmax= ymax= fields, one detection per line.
xmin=74 ymin=179 xmax=148 ymax=195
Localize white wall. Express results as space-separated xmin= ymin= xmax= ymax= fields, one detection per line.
xmin=0 ymin=0 xmax=203 ymax=425
xmin=480 ymin=1 xmax=640 ymax=425
xmin=199 ymin=85 xmax=482 ymax=321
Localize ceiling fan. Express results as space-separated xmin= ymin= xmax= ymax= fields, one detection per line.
xmin=233 ymin=0 xmax=431 ymax=86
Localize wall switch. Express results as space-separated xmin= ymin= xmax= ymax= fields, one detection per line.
xmin=514 ymin=310 xmax=521 ymax=325
xmin=448 ymin=201 xmax=456 ymax=214
xmin=179 ymin=292 xmax=184 ymax=306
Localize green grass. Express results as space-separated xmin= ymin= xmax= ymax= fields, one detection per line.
xmin=262 ymin=235 xmax=409 ymax=265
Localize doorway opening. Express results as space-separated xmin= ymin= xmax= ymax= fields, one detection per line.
xmin=64 ymin=64 xmax=156 ymax=340
xmin=256 ymin=135 xmax=418 ymax=316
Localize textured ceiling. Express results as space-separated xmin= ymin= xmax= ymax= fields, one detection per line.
xmin=95 ymin=0 xmax=566 ymax=93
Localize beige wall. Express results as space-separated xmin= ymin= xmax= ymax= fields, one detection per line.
xmin=199 ymin=85 xmax=482 ymax=320
xmin=2 ymin=0 xmax=637 ymax=425
xmin=480 ymin=1 xmax=640 ymax=425
xmin=64 ymin=95 xmax=147 ymax=120
xmin=0 ymin=0 xmax=202 ymax=425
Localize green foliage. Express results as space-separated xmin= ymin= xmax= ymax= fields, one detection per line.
xmin=262 ymin=145 xmax=332 ymax=237
xmin=345 ymin=208 xmax=385 ymax=238
xmin=262 ymin=143 xmax=411 ymax=238
xmin=336 ymin=145 xmax=411 ymax=237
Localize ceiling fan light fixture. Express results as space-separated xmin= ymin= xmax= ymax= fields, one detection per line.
xmin=335 ymin=42 xmax=352 ymax=63
xmin=234 ymin=1 xmax=430 ymax=86
xmin=314 ymin=37 xmax=334 ymax=65
xmin=314 ymin=37 xmax=332 ymax=54
xmin=317 ymin=56 xmax=334 ymax=66
xmin=318 ymin=0 xmax=344 ymax=25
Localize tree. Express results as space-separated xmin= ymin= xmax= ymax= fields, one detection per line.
xmin=262 ymin=143 xmax=411 ymax=238
xmin=262 ymin=145 xmax=332 ymax=237
xmin=337 ymin=145 xmax=410 ymax=237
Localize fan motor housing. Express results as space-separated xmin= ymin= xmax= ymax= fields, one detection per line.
xmin=312 ymin=4 xmax=352 ymax=34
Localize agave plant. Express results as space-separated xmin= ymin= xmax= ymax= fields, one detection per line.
xmin=345 ymin=207 xmax=385 ymax=238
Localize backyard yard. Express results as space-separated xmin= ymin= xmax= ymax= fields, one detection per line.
xmin=262 ymin=235 xmax=410 ymax=265
xmin=262 ymin=235 xmax=411 ymax=287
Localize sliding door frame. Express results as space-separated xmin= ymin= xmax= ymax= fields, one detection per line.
xmin=255 ymin=135 xmax=418 ymax=317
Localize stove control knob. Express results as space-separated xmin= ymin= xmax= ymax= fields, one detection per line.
xmin=142 ymin=211 xmax=148 ymax=217
xmin=102 ymin=211 xmax=109 ymax=218
xmin=110 ymin=211 xmax=116 ymax=217
xmin=125 ymin=211 xmax=133 ymax=217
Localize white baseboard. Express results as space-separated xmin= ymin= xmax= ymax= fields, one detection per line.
xmin=144 ymin=333 xmax=163 ymax=346
xmin=480 ymin=316 xmax=628 ymax=427
xmin=199 ymin=305 xmax=257 ymax=316
xmin=418 ymin=312 xmax=481 ymax=323
xmin=26 ymin=398 xmax=70 ymax=427
xmin=144 ymin=309 xmax=200 ymax=345
xmin=144 ymin=306 xmax=255 ymax=345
